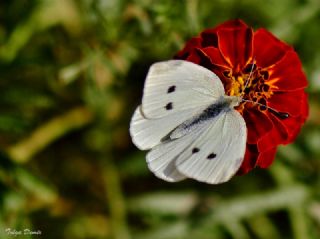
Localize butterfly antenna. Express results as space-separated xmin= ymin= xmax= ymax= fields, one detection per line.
xmin=240 ymin=57 xmax=256 ymax=98
xmin=241 ymin=99 xmax=289 ymax=119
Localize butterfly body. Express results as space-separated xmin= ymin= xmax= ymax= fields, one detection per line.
xmin=130 ymin=60 xmax=247 ymax=184
xmin=169 ymin=95 xmax=241 ymax=140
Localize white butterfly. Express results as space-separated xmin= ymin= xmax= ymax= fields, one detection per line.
xmin=129 ymin=60 xmax=247 ymax=184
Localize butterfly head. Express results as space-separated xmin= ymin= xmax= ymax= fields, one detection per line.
xmin=224 ymin=95 xmax=243 ymax=108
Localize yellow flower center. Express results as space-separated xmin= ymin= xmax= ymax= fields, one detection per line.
xmin=223 ymin=65 xmax=274 ymax=113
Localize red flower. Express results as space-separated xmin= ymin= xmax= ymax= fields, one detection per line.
xmin=175 ymin=19 xmax=308 ymax=174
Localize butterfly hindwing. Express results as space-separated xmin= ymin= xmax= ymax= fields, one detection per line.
xmin=141 ymin=60 xmax=225 ymax=119
xmin=175 ymin=109 xmax=247 ymax=184
xmin=146 ymin=121 xmax=209 ymax=182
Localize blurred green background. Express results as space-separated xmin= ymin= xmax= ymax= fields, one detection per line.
xmin=0 ymin=0 xmax=320 ymax=238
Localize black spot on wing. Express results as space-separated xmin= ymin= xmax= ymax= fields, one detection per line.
xmin=192 ymin=148 xmax=200 ymax=154
xmin=165 ymin=102 xmax=173 ymax=110
xmin=167 ymin=85 xmax=176 ymax=93
xmin=207 ymin=153 xmax=217 ymax=160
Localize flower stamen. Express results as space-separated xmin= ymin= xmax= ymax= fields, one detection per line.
xmin=224 ymin=60 xmax=289 ymax=118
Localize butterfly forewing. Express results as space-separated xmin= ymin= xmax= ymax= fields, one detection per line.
xmin=141 ymin=60 xmax=225 ymax=119
xmin=130 ymin=60 xmax=224 ymax=150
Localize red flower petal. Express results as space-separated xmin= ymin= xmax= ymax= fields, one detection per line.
xmin=237 ymin=144 xmax=259 ymax=175
xmin=278 ymin=114 xmax=306 ymax=144
xmin=260 ymin=94 xmax=308 ymax=151
xmin=175 ymin=37 xmax=202 ymax=59
xmin=217 ymin=27 xmax=253 ymax=70
xmin=258 ymin=92 xmax=308 ymax=152
xmin=201 ymin=31 xmax=219 ymax=48
xmin=216 ymin=19 xmax=249 ymax=29
xmin=255 ymin=147 xmax=277 ymax=168
xmin=199 ymin=47 xmax=230 ymax=68
xmin=243 ymin=108 xmax=273 ymax=144
xmin=268 ymin=90 xmax=305 ymax=117
xmin=185 ymin=50 xmax=202 ymax=64
xmin=202 ymin=19 xmax=248 ymax=35
xmin=257 ymin=114 xmax=289 ymax=152
xmin=253 ymin=29 xmax=291 ymax=68
xmin=201 ymin=19 xmax=249 ymax=48
xmin=267 ymin=51 xmax=308 ymax=91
